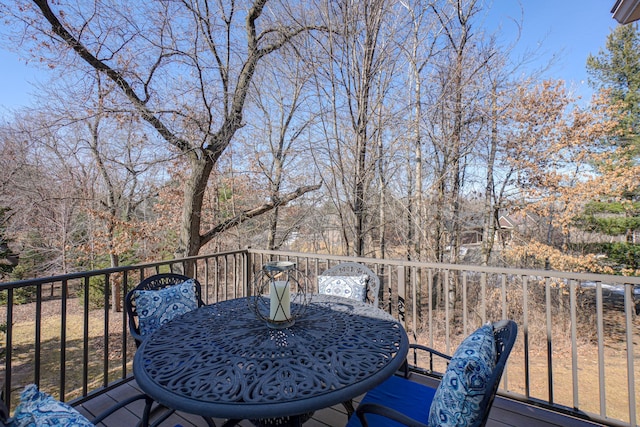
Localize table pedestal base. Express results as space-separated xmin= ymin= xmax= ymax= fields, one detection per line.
xmin=250 ymin=412 xmax=314 ymax=427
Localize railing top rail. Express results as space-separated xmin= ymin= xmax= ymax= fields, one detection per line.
xmin=247 ymin=249 xmax=640 ymax=285
xmin=0 ymin=249 xmax=249 ymax=289
xmin=2 ymin=248 xmax=638 ymax=289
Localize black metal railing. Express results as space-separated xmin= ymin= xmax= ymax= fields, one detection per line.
xmin=1 ymin=249 xmax=638 ymax=427
xmin=0 ymin=251 xmax=249 ymax=410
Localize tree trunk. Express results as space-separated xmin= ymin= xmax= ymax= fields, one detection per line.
xmin=481 ymin=83 xmax=499 ymax=266
xmin=175 ymin=155 xmax=214 ymax=275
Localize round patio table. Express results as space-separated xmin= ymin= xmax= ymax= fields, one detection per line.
xmin=133 ymin=294 xmax=409 ymax=426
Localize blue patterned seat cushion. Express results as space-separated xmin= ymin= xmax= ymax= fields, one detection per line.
xmin=318 ymin=275 xmax=368 ymax=302
xmin=10 ymin=384 xmax=93 ymax=427
xmin=428 ymin=323 xmax=496 ymax=427
xmin=134 ymin=279 xmax=198 ymax=337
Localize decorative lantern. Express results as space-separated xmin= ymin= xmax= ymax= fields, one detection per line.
xmin=249 ymin=261 xmax=311 ymax=329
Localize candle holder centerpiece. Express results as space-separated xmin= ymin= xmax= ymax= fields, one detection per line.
xmin=250 ymin=261 xmax=311 ymax=329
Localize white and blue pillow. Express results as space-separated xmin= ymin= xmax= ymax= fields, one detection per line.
xmin=134 ymin=279 xmax=198 ymax=337
xmin=318 ymin=275 xmax=369 ymax=302
xmin=10 ymin=384 xmax=93 ymax=427
xmin=428 ymin=323 xmax=496 ymax=427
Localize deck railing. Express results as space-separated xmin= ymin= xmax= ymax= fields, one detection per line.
xmin=1 ymin=249 xmax=638 ymax=427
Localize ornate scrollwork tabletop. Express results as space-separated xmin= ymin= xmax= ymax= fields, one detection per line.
xmin=133 ymin=294 xmax=409 ymax=421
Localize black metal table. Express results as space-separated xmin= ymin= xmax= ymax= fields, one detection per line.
xmin=133 ymin=294 xmax=409 ymax=426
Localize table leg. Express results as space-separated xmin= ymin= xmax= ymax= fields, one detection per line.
xmin=140 ymin=396 xmax=153 ymax=427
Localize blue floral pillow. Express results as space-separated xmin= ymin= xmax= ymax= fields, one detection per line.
xmin=427 ymin=323 xmax=496 ymax=427
xmin=11 ymin=384 xmax=93 ymax=427
xmin=134 ymin=279 xmax=198 ymax=337
xmin=318 ymin=275 xmax=368 ymax=302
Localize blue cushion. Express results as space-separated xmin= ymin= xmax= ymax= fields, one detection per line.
xmin=10 ymin=384 xmax=94 ymax=427
xmin=318 ymin=275 xmax=368 ymax=302
xmin=346 ymin=375 xmax=436 ymax=427
xmin=427 ymin=324 xmax=496 ymax=427
xmin=134 ymin=279 xmax=198 ymax=337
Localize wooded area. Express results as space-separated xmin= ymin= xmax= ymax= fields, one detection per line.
xmin=0 ymin=0 xmax=638 ymax=283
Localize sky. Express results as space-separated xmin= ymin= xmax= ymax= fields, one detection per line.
xmin=0 ymin=1 xmax=623 ymax=115
xmin=484 ymin=0 xmax=621 ymax=102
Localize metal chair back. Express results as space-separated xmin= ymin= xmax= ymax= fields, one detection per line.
xmin=319 ymin=262 xmax=380 ymax=306
xmin=125 ymin=273 xmax=204 ymax=347
xmin=477 ymin=319 xmax=518 ymax=427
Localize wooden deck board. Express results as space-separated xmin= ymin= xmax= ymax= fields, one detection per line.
xmin=73 ymin=375 xmax=610 ymax=427
xmin=489 ymin=397 xmax=606 ymax=427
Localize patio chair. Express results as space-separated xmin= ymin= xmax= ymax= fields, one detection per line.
xmin=125 ymin=273 xmax=205 ymax=347
xmin=347 ymin=319 xmax=518 ymax=427
xmin=317 ymin=262 xmax=381 ymax=417
xmin=0 ymin=383 xmax=187 ymax=427
xmin=318 ymin=262 xmax=380 ymax=306
xmin=123 ymin=274 xmax=213 ymax=426
xmin=0 ymin=383 xmax=146 ymax=427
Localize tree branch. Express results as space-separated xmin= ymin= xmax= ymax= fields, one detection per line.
xmin=199 ymin=184 xmax=321 ymax=246
xmin=32 ymin=0 xmax=192 ymax=153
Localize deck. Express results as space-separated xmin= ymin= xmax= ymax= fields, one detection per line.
xmin=74 ymin=374 xmax=608 ymax=427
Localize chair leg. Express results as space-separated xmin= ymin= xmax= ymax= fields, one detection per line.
xmin=342 ymin=399 xmax=355 ymax=418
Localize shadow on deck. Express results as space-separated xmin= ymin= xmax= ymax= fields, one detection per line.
xmin=74 ymin=374 xmax=608 ymax=427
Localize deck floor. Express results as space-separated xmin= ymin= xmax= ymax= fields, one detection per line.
xmin=74 ymin=375 xmax=609 ymax=427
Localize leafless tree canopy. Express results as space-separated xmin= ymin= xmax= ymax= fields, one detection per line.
xmin=0 ymin=0 xmax=635 ymax=280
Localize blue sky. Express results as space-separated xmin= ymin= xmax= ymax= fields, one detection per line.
xmin=0 ymin=1 xmax=621 ymax=114
xmin=0 ymin=48 xmax=42 ymax=114
xmin=485 ymin=0 xmax=620 ymax=102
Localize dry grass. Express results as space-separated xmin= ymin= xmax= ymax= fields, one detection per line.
xmin=412 ymin=304 xmax=640 ymax=425
xmin=2 ymin=297 xmax=136 ymax=409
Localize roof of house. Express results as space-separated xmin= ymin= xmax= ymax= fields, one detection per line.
xmin=612 ymin=0 xmax=640 ymax=23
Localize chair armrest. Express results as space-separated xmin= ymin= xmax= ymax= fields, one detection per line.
xmin=406 ymin=343 xmax=452 ymax=378
xmin=128 ymin=317 xmax=145 ymax=347
xmin=409 ymin=343 xmax=452 ymax=360
xmin=356 ymin=402 xmax=428 ymax=427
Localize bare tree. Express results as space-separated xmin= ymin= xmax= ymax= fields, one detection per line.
xmin=5 ymin=0 xmax=323 ymax=270
xmin=248 ymin=52 xmax=320 ymax=250
xmin=311 ymin=0 xmax=395 ymax=257
xmin=398 ymin=0 xmax=439 ymax=263
xmin=0 ymin=116 xmax=86 ymax=277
